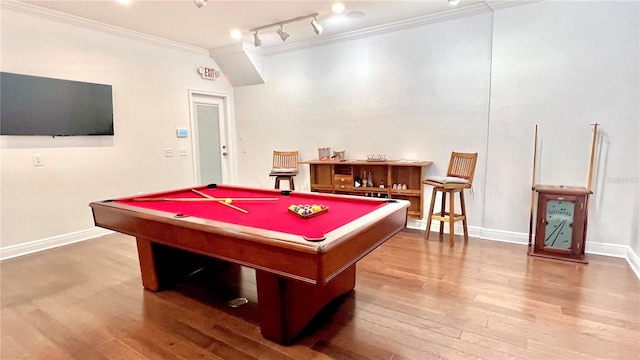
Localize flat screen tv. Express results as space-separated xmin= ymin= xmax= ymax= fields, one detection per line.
xmin=1 ymin=72 xmax=114 ymax=136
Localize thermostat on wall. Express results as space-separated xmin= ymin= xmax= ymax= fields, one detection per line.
xmin=176 ymin=129 xmax=188 ymax=138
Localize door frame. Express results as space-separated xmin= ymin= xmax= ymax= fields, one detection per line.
xmin=188 ymin=89 xmax=236 ymax=185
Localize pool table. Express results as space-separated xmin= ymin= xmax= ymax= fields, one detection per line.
xmin=90 ymin=184 xmax=409 ymax=344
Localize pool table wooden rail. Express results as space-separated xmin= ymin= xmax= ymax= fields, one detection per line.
xmin=90 ymin=190 xmax=409 ymax=287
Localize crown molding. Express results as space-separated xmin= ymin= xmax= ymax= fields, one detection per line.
xmin=259 ymin=0 xmax=539 ymax=56
xmin=261 ymin=2 xmax=493 ymax=56
xmin=484 ymin=0 xmax=541 ymax=11
xmin=1 ymin=0 xmax=209 ymax=55
xmin=3 ymin=0 xmax=537 ymax=58
xmin=209 ymin=42 xmax=264 ymax=58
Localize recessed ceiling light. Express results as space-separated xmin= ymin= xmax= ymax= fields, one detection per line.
xmin=116 ymin=0 xmax=132 ymax=4
xmin=193 ymin=0 xmax=208 ymax=8
xmin=230 ymin=29 xmax=242 ymax=39
xmin=347 ymin=11 xmax=365 ymax=19
xmin=331 ymin=2 xmax=346 ymax=14
xmin=448 ymin=0 xmax=460 ymax=6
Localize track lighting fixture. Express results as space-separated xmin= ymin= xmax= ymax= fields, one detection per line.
xmin=311 ymin=16 xmax=323 ymax=35
xmin=193 ymin=0 xmax=208 ymax=8
xmin=277 ymin=26 xmax=290 ymax=42
xmin=249 ymin=13 xmax=322 ymax=47
xmin=253 ymin=32 xmax=262 ymax=47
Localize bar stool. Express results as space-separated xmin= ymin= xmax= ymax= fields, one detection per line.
xmin=422 ymin=152 xmax=478 ymax=246
xmin=269 ymin=151 xmax=298 ymax=190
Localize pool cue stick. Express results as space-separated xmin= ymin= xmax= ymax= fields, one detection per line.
xmin=587 ymin=123 xmax=599 ymax=192
xmin=132 ymin=197 xmax=277 ymax=202
xmin=132 ymin=198 xmax=213 ymax=202
xmin=207 ymin=197 xmax=277 ymax=201
xmin=191 ymin=189 xmax=249 ymax=213
xmin=580 ymin=123 xmax=598 ymax=255
xmin=527 ymin=124 xmax=538 ymax=254
xmin=580 ymin=123 xmax=599 ymax=257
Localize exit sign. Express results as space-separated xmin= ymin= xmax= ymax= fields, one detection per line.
xmin=198 ymin=67 xmax=221 ymax=81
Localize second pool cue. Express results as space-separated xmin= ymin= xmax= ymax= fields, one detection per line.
xmin=191 ymin=189 xmax=248 ymax=214
xmin=527 ymin=124 xmax=538 ymax=254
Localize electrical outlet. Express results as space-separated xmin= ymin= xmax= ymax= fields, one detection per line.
xmin=32 ymin=154 xmax=44 ymax=167
xmin=179 ymin=148 xmax=188 ymax=157
xmin=164 ymin=148 xmax=174 ymax=157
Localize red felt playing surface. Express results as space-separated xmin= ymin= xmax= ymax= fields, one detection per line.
xmin=117 ymin=185 xmax=386 ymax=241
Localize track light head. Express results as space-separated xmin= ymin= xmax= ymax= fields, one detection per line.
xmin=193 ymin=0 xmax=208 ymax=8
xmin=249 ymin=13 xmax=322 ymax=46
xmin=253 ymin=31 xmax=262 ymax=47
xmin=310 ymin=17 xmax=323 ymax=35
xmin=277 ymin=26 xmax=290 ymax=42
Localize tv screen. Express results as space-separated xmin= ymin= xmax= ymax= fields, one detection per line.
xmin=1 ymin=72 xmax=114 ymax=136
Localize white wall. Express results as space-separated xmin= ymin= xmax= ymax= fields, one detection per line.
xmin=487 ymin=1 xmax=639 ymax=251
xmin=235 ymin=13 xmax=494 ymax=229
xmin=234 ymin=2 xmax=639 ymax=263
xmin=0 ymin=8 xmax=234 ymax=250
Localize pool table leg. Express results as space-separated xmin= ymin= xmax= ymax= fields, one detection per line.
xmin=136 ymin=237 xmax=211 ymax=292
xmin=255 ymin=264 xmax=356 ymax=344
xmin=136 ymin=237 xmax=161 ymax=291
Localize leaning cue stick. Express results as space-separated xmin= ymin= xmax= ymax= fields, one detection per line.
xmin=581 ymin=123 xmax=599 ymax=256
xmin=191 ymin=189 xmax=249 ymax=214
xmin=587 ymin=123 xmax=599 ymax=192
xmin=527 ymin=124 xmax=538 ymax=254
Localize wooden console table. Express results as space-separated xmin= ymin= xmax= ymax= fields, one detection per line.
xmin=299 ymin=160 xmax=432 ymax=218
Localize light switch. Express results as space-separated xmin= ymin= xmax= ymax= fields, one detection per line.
xmin=33 ymin=154 xmax=44 ymax=167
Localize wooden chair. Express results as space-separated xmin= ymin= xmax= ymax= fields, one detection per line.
xmin=269 ymin=151 xmax=299 ymax=190
xmin=422 ymin=152 xmax=478 ymax=246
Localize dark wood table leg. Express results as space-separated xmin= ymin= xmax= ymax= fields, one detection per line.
xmin=255 ymin=264 xmax=356 ymax=344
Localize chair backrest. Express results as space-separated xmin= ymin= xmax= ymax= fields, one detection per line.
xmin=447 ymin=152 xmax=478 ymax=184
xmin=272 ymin=151 xmax=299 ymax=169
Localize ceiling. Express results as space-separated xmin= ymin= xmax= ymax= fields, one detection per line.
xmin=19 ymin=0 xmax=489 ymax=50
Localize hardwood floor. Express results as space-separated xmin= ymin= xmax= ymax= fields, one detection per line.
xmin=1 ymin=229 xmax=638 ymax=359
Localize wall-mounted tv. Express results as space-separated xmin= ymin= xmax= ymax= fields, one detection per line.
xmin=1 ymin=72 xmax=114 ymax=136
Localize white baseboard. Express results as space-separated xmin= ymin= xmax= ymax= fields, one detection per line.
xmin=409 ymin=220 xmax=640 ymax=279
xmin=408 ymin=220 xmax=529 ymax=245
xmin=4 ymin=224 xmax=639 ymax=280
xmin=478 ymin=227 xmax=529 ymax=245
xmin=586 ymin=241 xmax=629 ymax=258
xmin=0 ymin=227 xmax=113 ymax=261
xmin=626 ymin=247 xmax=640 ymax=280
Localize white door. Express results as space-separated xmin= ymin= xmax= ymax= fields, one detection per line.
xmin=189 ymin=91 xmax=231 ymax=185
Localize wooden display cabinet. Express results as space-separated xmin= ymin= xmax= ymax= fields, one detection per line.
xmin=300 ymin=160 xmax=432 ymax=218
xmin=530 ymin=185 xmax=591 ymax=263
xmin=307 ymin=163 xmax=333 ymax=193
